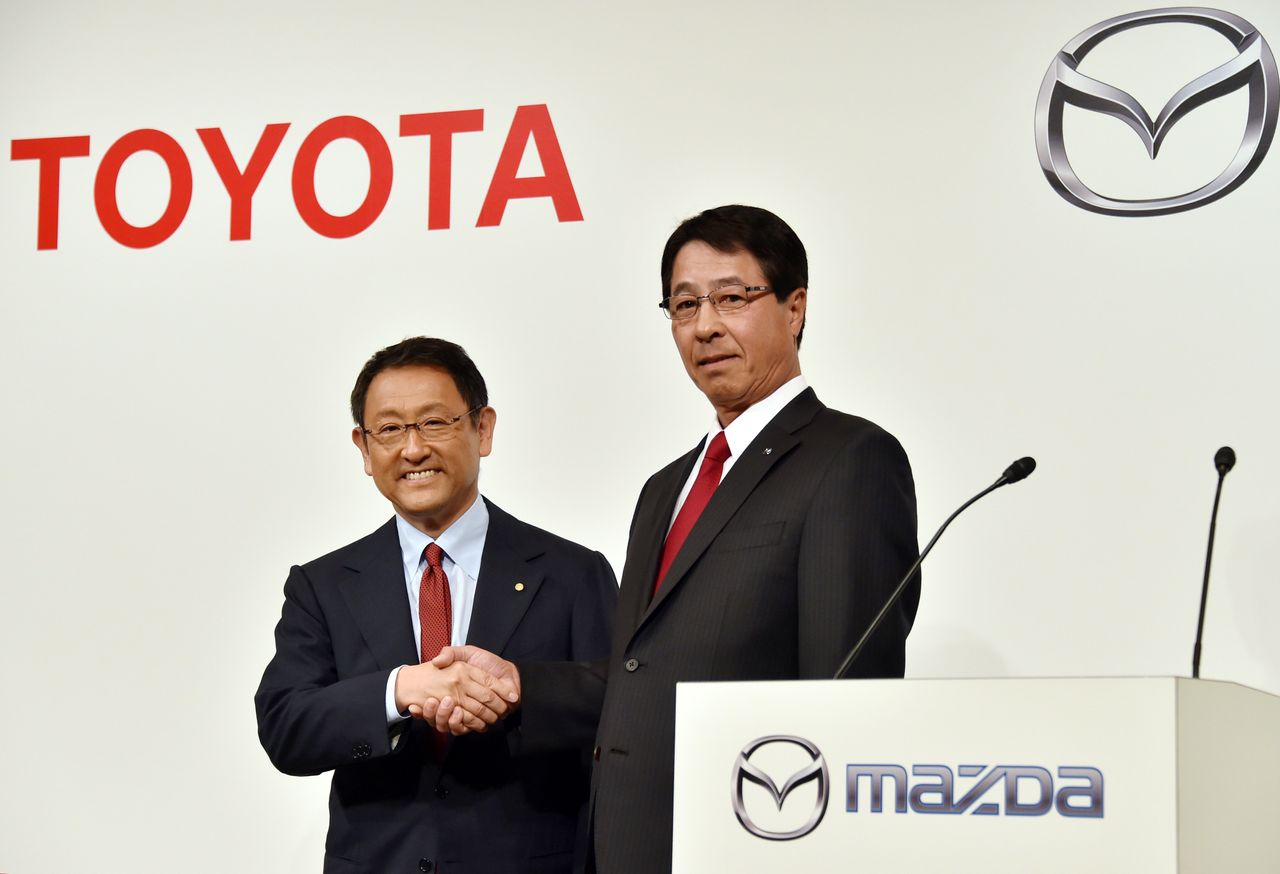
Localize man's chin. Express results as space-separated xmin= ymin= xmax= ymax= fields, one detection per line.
xmin=692 ymin=369 xmax=738 ymax=396
xmin=698 ymin=380 xmax=746 ymax=407
xmin=392 ymin=490 xmax=446 ymax=521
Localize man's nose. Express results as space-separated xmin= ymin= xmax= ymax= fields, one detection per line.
xmin=692 ymin=297 xmax=724 ymax=338
xmin=400 ymin=427 xmax=432 ymax=460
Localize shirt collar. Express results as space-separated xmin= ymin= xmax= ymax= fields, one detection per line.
xmin=394 ymin=495 xmax=490 ymax=580
xmin=714 ymin=374 xmax=809 ymax=458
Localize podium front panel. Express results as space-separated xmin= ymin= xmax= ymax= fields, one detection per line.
xmin=673 ymin=677 xmax=1180 ymax=874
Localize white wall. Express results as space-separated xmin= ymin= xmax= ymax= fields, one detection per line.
xmin=2 ymin=1 xmax=1277 ymax=871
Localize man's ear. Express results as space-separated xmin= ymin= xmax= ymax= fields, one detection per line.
xmin=788 ymin=288 xmax=807 ymax=339
xmin=476 ymin=407 xmax=497 ymax=458
xmin=352 ymin=427 xmax=373 ymax=476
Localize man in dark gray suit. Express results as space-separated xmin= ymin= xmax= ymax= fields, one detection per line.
xmin=429 ymin=206 xmax=920 ymax=874
xmin=255 ymin=337 xmax=617 ymax=874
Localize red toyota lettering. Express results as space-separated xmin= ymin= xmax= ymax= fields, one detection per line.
xmin=292 ymin=116 xmax=392 ymax=239
xmin=94 ymin=129 xmax=193 ymax=249
xmin=10 ymin=135 xmax=92 ymax=250
xmin=399 ymin=110 xmax=484 ymax=231
xmin=198 ymin=123 xmax=290 ymax=241
xmin=477 ymin=104 xmax=583 ymax=227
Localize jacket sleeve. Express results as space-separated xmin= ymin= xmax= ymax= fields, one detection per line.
xmin=571 ymin=549 xmax=618 ymax=661
xmin=254 ymin=564 xmax=406 ymax=776
xmin=797 ymin=424 xmax=920 ymax=679
xmin=515 ymin=549 xmax=618 ymax=753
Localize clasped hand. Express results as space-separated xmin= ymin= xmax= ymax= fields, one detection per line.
xmin=395 ymin=645 xmax=521 ymax=735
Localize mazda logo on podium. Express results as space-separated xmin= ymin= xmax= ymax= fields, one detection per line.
xmin=730 ymin=735 xmax=829 ymax=840
xmin=1035 ymin=6 xmax=1278 ymax=216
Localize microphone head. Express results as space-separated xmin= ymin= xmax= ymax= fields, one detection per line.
xmin=1002 ymin=456 xmax=1037 ymax=484
xmin=1215 ymin=446 xmax=1236 ymax=475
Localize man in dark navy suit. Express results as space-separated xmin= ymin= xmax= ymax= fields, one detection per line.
xmin=255 ymin=337 xmax=617 ymax=874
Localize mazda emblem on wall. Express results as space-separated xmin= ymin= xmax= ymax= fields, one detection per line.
xmin=1035 ymin=7 xmax=1278 ymax=216
xmin=730 ymin=735 xmax=829 ymax=840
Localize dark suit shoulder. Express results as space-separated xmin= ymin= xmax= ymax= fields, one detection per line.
xmin=811 ymin=404 xmax=894 ymax=435
xmin=484 ymin=499 xmax=605 ymax=566
xmin=645 ymin=440 xmax=705 ymax=490
xmin=297 ymin=518 xmax=398 ymax=576
xmin=648 ymin=454 xmax=697 ymax=487
xmin=806 ymin=406 xmax=910 ymax=457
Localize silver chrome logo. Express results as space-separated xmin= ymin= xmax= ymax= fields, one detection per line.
xmin=730 ymin=735 xmax=829 ymax=840
xmin=1035 ymin=7 xmax=1278 ymax=215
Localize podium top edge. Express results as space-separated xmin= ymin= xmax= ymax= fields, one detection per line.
xmin=674 ymin=676 xmax=1278 ymax=697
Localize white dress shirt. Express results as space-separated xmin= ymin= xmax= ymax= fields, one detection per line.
xmin=667 ymin=374 xmax=809 ymax=532
xmin=384 ymin=495 xmax=489 ymax=722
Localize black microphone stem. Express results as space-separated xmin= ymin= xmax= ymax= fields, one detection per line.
xmin=1191 ymin=471 xmax=1227 ymax=679
xmin=833 ymin=477 xmax=1007 ymax=681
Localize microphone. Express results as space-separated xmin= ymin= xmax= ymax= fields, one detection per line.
xmin=833 ymin=457 xmax=1037 ymax=680
xmin=1002 ymin=456 xmax=1037 ymax=484
xmin=1192 ymin=446 xmax=1236 ymax=679
xmin=1215 ymin=446 xmax=1236 ymax=475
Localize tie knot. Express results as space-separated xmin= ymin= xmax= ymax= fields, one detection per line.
xmin=706 ymin=432 xmax=731 ymax=464
xmin=424 ymin=543 xmax=445 ymax=569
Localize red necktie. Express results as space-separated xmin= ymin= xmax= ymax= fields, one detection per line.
xmin=419 ymin=543 xmax=452 ymax=663
xmin=654 ymin=432 xmax=732 ymax=593
xmin=420 ymin=544 xmax=452 ymax=755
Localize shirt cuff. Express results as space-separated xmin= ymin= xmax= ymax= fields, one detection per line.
xmin=386 ymin=666 xmax=412 ymax=726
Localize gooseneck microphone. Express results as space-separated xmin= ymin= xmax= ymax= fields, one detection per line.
xmin=1191 ymin=446 xmax=1236 ymax=679
xmin=833 ymin=457 xmax=1037 ymax=680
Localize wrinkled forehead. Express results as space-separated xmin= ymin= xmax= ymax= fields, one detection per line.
xmin=364 ymin=365 xmax=463 ymax=421
xmin=670 ymin=242 xmax=766 ymax=293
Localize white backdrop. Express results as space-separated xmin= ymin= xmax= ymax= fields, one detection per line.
xmin=2 ymin=1 xmax=1277 ymax=871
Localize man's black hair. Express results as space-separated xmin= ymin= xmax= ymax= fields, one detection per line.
xmin=350 ymin=337 xmax=488 ymax=427
xmin=660 ymin=204 xmax=808 ymax=347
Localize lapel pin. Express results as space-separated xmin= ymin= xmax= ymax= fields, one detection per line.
xmin=763 ymin=447 xmax=773 ymax=455
xmin=514 ymin=582 xmax=525 ymax=592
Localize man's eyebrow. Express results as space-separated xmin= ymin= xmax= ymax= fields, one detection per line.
xmin=367 ymin=401 xmax=448 ymax=422
xmin=671 ymin=276 xmax=746 ymax=294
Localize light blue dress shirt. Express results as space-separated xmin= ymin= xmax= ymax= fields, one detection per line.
xmin=383 ymin=495 xmax=490 ymax=723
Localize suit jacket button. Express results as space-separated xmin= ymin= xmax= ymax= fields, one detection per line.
xmin=624 ymin=658 xmax=640 ymax=672
xmin=418 ymin=859 xmax=434 ymax=872
xmin=434 ymin=784 xmax=449 ymax=799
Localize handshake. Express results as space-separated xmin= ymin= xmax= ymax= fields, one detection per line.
xmin=394 ymin=645 xmax=521 ymax=735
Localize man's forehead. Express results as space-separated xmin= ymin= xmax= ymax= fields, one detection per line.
xmin=671 ymin=242 xmax=765 ymax=288
xmin=368 ymin=393 xmax=451 ymax=413
xmin=365 ymin=366 xmax=461 ymax=414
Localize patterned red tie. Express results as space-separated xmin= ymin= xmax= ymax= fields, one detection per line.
xmin=420 ymin=543 xmax=452 ymax=664
xmin=420 ymin=543 xmax=452 ymax=754
xmin=654 ymin=432 xmax=732 ymax=593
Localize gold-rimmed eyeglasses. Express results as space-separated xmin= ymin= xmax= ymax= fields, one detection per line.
xmin=658 ymin=285 xmax=772 ymax=321
xmin=362 ymin=406 xmax=483 ymax=447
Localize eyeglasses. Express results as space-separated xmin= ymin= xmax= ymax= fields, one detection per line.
xmin=658 ymin=285 xmax=772 ymax=321
xmin=362 ymin=406 xmax=482 ymax=447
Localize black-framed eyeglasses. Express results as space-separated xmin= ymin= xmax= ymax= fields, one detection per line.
xmin=658 ymin=285 xmax=772 ymax=321
xmin=362 ymin=406 xmax=483 ymax=447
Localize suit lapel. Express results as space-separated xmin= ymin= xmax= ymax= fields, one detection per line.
xmin=465 ymin=500 xmax=545 ymax=655
xmin=616 ymin=446 xmax=700 ymax=638
xmin=635 ymin=389 xmax=824 ymax=631
xmin=338 ymin=519 xmax=419 ymax=671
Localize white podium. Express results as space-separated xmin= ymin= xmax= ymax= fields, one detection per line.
xmin=672 ymin=677 xmax=1280 ymax=873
